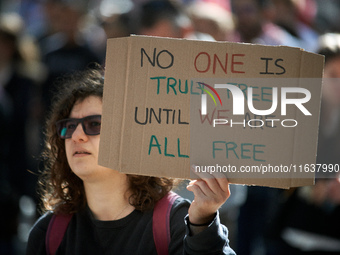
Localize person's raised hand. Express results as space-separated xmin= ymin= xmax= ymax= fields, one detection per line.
xmin=186 ymin=165 xmax=231 ymax=227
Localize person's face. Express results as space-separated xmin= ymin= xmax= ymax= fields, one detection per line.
xmin=65 ymin=96 xmax=108 ymax=181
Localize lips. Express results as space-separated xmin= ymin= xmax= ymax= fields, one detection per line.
xmin=73 ymin=150 xmax=91 ymax=156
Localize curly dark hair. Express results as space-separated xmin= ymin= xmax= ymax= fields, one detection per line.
xmin=39 ymin=66 xmax=177 ymax=214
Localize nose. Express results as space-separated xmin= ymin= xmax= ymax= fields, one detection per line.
xmin=71 ymin=123 xmax=88 ymax=142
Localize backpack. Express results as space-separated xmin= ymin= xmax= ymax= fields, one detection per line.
xmin=46 ymin=191 xmax=180 ymax=255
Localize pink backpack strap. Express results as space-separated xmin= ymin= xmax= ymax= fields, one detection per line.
xmin=46 ymin=213 xmax=73 ymax=255
xmin=153 ymin=191 xmax=180 ymax=255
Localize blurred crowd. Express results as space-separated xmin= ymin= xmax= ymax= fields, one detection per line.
xmin=0 ymin=0 xmax=340 ymax=254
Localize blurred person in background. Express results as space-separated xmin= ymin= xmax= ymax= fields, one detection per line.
xmin=230 ymin=1 xmax=300 ymax=254
xmin=317 ymin=33 xmax=340 ymax=165
xmin=133 ymin=0 xmax=214 ymax=40
xmin=264 ymin=33 xmax=340 ymax=255
xmin=271 ymin=0 xmax=319 ymax=52
xmin=38 ymin=0 xmax=101 ymax=113
xmin=0 ymin=13 xmax=40 ymax=201
xmin=99 ymin=11 xmax=130 ymax=39
xmin=0 ymin=12 xmax=43 ymax=255
xmin=313 ymin=0 xmax=340 ymax=33
xmin=97 ymin=0 xmax=132 ymax=39
xmin=186 ymin=0 xmax=237 ymax=42
xmin=0 ymin=59 xmax=18 ymax=255
xmin=231 ymin=0 xmax=301 ymax=46
xmin=264 ymin=176 xmax=340 ymax=254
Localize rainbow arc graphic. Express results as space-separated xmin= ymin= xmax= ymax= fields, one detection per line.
xmin=198 ymin=82 xmax=222 ymax=115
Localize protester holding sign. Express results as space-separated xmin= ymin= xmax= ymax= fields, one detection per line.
xmin=26 ymin=67 xmax=235 ymax=255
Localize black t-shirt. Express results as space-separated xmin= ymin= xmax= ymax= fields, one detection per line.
xmin=26 ymin=196 xmax=235 ymax=255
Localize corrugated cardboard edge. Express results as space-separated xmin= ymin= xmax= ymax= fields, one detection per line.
xmin=119 ymin=37 xmax=132 ymax=172
xmin=289 ymin=50 xmax=324 ymax=187
xmin=99 ymin=37 xmax=129 ymax=171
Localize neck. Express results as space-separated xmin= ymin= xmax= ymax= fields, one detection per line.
xmin=84 ymin=171 xmax=134 ymax=221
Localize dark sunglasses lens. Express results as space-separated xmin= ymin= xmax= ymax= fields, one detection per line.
xmin=56 ymin=115 xmax=101 ymax=139
xmin=57 ymin=119 xmax=77 ymax=139
xmin=83 ymin=116 xmax=101 ymax=135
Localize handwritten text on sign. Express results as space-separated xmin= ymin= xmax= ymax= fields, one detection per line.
xmin=135 ymin=47 xmax=290 ymax=162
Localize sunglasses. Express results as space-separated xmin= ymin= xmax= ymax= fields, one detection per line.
xmin=56 ymin=115 xmax=101 ymax=139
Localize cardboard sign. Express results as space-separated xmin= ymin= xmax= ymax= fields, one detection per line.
xmin=99 ymin=35 xmax=324 ymax=188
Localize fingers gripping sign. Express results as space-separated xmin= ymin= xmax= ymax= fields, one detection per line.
xmin=186 ymin=165 xmax=231 ymax=232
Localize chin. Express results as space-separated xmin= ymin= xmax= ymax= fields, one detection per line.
xmin=70 ymin=163 xmax=95 ymax=176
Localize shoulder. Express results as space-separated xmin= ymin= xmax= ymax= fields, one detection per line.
xmin=29 ymin=212 xmax=53 ymax=236
xmin=26 ymin=212 xmax=53 ymax=255
xmin=168 ymin=193 xmax=191 ymax=232
xmin=154 ymin=192 xmax=190 ymax=218
xmin=153 ymin=192 xmax=190 ymax=229
xmin=171 ymin=194 xmax=191 ymax=215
